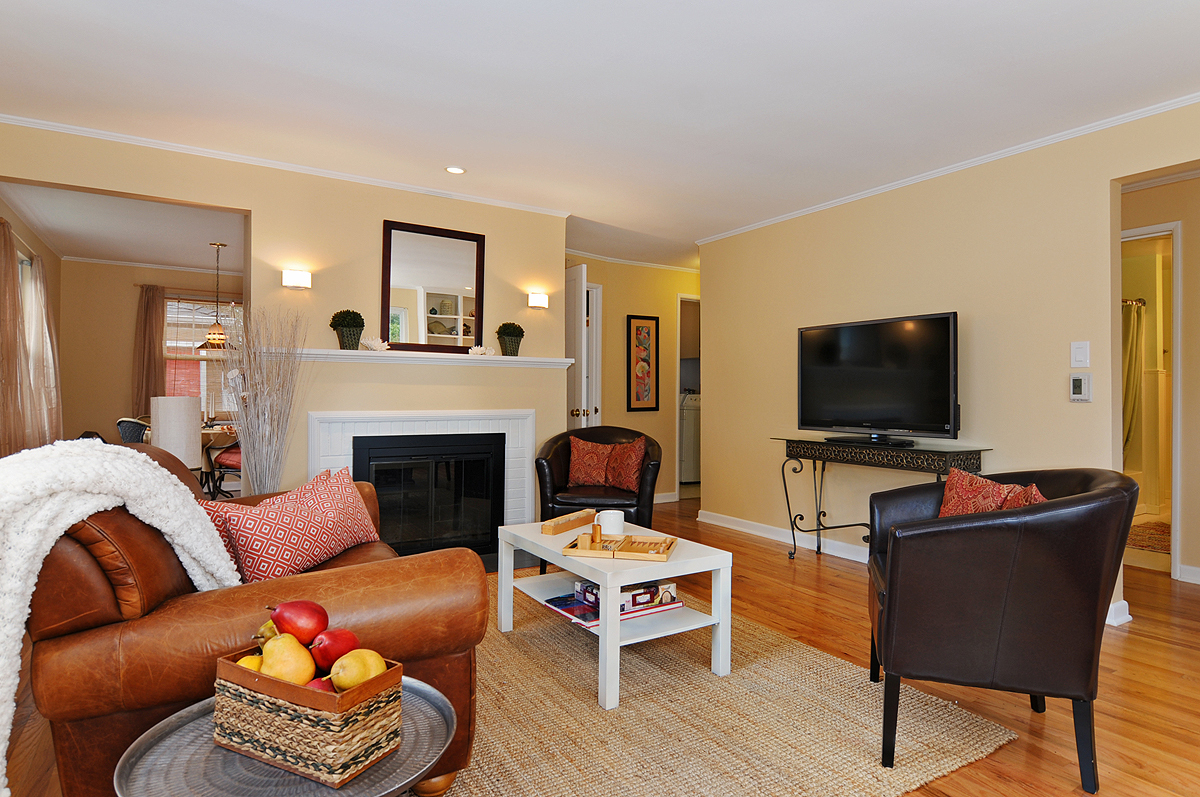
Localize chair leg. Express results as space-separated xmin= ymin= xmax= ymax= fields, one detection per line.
xmin=881 ymin=672 xmax=900 ymax=767
xmin=870 ymin=635 xmax=881 ymax=683
xmin=539 ymin=558 xmax=548 ymax=575
xmin=1030 ymin=694 xmax=1046 ymax=713
xmin=1072 ymin=699 xmax=1099 ymax=794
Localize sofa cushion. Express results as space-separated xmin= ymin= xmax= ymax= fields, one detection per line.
xmin=605 ymin=436 xmax=646 ymax=492
xmin=258 ymin=468 xmax=379 ymax=545
xmin=568 ymin=437 xmax=614 ymax=486
xmin=938 ymin=468 xmax=1020 ymax=517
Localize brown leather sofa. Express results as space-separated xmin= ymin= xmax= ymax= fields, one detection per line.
xmin=26 ymin=443 xmax=488 ymax=797
xmin=535 ymin=426 xmax=662 ymax=527
xmin=867 ymin=468 xmax=1138 ymax=794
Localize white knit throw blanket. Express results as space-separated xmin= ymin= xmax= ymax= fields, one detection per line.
xmin=0 ymin=439 xmax=242 ymax=797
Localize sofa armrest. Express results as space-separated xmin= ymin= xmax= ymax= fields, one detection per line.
xmin=32 ymin=547 xmax=487 ymax=723
xmin=868 ymin=480 xmax=945 ymax=558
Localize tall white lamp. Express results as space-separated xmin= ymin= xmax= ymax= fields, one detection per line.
xmin=151 ymin=396 xmax=203 ymax=470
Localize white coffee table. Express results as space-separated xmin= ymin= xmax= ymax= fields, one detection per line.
xmin=498 ymin=520 xmax=732 ymax=710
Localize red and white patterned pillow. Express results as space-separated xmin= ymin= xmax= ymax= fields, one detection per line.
xmin=1000 ymin=482 xmax=1048 ymax=510
xmin=199 ymin=469 xmax=380 ymax=582
xmin=937 ymin=468 xmax=1020 ymax=517
xmin=258 ymin=468 xmax=378 ymax=545
xmin=200 ymin=500 xmax=357 ymax=582
xmin=568 ymin=437 xmax=615 ymax=486
xmin=605 ymin=436 xmax=646 ymax=493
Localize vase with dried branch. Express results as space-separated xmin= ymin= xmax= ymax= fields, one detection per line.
xmin=223 ymin=308 xmax=309 ymax=495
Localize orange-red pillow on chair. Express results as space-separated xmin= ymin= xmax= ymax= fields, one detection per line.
xmin=605 ymin=436 xmax=646 ymax=492
xmin=569 ymin=437 xmax=615 ymax=486
xmin=1000 ymin=482 xmax=1048 ymax=510
xmin=938 ymin=468 xmax=1020 ymax=517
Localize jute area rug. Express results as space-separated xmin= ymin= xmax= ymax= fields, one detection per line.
xmin=451 ymin=573 xmax=1015 ymax=797
xmin=1128 ymin=521 xmax=1170 ymax=553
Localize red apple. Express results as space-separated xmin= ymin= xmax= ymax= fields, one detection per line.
xmin=309 ymin=627 xmax=361 ymax=671
xmin=269 ymin=600 xmax=329 ymax=645
xmin=305 ymin=676 xmax=336 ymax=692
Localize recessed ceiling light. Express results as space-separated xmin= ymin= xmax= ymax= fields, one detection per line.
xmin=445 ymin=166 xmax=465 ymax=174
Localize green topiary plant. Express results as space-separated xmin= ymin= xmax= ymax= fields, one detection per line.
xmin=495 ymin=322 xmax=525 ymax=339
xmin=329 ymin=309 xmax=365 ymax=329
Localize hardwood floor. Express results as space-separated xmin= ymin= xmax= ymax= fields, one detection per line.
xmin=10 ymin=499 xmax=1198 ymax=796
xmin=653 ymin=498 xmax=1200 ymax=796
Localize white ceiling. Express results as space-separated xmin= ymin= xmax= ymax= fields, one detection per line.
xmin=4 ymin=1 xmax=1200 ymax=269
xmin=0 ymin=182 xmax=246 ymax=272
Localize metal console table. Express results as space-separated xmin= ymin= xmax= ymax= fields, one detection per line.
xmin=774 ymin=437 xmax=989 ymax=558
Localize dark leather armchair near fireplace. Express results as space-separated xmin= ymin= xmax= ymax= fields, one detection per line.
xmin=535 ymin=426 xmax=662 ymax=528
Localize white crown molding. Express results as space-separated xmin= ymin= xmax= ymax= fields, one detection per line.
xmin=565 ymin=248 xmax=699 ymax=273
xmin=62 ymin=255 xmax=243 ymax=275
xmin=698 ymin=89 xmax=1200 ymax=246
xmin=0 ymin=113 xmax=570 ymax=219
xmin=300 ymin=348 xmax=572 ymax=368
xmin=1121 ymin=166 xmax=1200 ymax=194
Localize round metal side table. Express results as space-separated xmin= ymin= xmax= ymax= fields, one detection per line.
xmin=115 ymin=676 xmax=455 ymax=797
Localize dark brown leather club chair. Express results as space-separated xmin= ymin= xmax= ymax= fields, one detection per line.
xmin=535 ymin=426 xmax=662 ymax=528
xmin=867 ymin=468 xmax=1138 ymax=794
xmin=25 ymin=443 xmax=487 ymax=797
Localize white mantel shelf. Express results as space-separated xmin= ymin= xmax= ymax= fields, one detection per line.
xmin=301 ymin=348 xmax=573 ymax=369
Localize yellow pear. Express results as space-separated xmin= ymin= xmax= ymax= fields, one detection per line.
xmin=236 ymin=654 xmax=263 ymax=671
xmin=328 ymin=649 xmax=387 ymax=691
xmin=253 ymin=619 xmax=278 ymax=651
xmin=260 ymin=633 xmax=316 ymax=685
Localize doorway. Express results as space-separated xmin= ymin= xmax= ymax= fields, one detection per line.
xmin=1120 ymin=225 xmax=1179 ymax=573
xmin=678 ymin=295 xmax=700 ymax=500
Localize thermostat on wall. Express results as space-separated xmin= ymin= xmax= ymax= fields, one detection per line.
xmin=1069 ymin=372 xmax=1092 ymax=403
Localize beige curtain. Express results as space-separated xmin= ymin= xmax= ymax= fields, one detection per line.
xmin=133 ymin=285 xmax=166 ymax=417
xmin=24 ymin=254 xmax=63 ymax=444
xmin=1121 ymin=302 xmax=1145 ymax=459
xmin=0 ymin=219 xmax=31 ymax=457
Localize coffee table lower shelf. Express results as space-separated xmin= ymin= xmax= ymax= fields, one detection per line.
xmin=515 ymin=572 xmax=717 ymax=646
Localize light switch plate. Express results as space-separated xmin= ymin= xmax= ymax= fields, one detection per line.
xmin=1070 ymin=341 xmax=1090 ymax=368
xmin=1070 ymin=372 xmax=1092 ymax=402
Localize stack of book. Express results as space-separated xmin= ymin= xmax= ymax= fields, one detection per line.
xmin=543 ymin=580 xmax=682 ymax=629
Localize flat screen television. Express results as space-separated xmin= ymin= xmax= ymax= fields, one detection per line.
xmin=797 ymin=312 xmax=958 ymax=446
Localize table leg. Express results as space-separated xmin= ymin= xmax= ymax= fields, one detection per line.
xmin=598 ymin=583 xmax=622 ymax=710
xmin=498 ymin=539 xmax=514 ymax=633
xmin=711 ymin=565 xmax=732 ymax=676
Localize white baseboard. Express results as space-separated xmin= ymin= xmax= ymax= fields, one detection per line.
xmin=1177 ymin=563 xmax=1200 ymax=585
xmin=1106 ymin=599 xmax=1132 ymax=626
xmin=655 ymin=492 xmax=678 ymax=504
xmin=696 ymin=510 xmax=868 ymax=564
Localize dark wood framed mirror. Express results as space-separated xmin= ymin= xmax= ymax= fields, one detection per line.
xmin=381 ymin=220 xmax=485 ymax=352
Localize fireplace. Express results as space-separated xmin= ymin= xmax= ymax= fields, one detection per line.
xmin=354 ymin=433 xmax=505 ymax=559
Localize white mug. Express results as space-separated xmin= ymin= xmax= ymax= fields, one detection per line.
xmin=596 ymin=510 xmax=625 ymax=535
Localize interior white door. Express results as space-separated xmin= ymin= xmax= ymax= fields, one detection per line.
xmin=565 ymin=263 xmax=588 ymax=429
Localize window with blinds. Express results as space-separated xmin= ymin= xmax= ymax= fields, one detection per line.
xmin=165 ymin=298 xmax=243 ymax=415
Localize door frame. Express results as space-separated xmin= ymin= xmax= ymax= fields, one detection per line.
xmin=1121 ymin=222 xmax=1182 ymax=580
xmin=676 ymin=293 xmax=700 ymax=495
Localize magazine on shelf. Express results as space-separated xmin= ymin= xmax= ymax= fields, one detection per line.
xmin=542 ymin=593 xmax=684 ymax=629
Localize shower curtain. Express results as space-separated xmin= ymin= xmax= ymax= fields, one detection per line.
xmin=1122 ymin=302 xmax=1146 ymax=459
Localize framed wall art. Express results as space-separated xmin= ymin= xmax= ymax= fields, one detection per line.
xmin=626 ymin=315 xmax=659 ymax=412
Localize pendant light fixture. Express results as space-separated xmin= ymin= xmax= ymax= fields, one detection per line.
xmin=197 ymin=242 xmax=227 ymax=350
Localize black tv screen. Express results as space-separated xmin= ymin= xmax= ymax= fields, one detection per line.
xmin=798 ymin=312 xmax=958 ymax=442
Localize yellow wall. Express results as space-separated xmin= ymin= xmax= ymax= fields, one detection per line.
xmin=56 ymin=260 xmax=243 ymax=440
xmin=0 ymin=122 xmax=568 ymax=488
xmin=565 ymin=253 xmax=701 ymax=493
xmin=699 ymin=101 xmax=1200 ymax=582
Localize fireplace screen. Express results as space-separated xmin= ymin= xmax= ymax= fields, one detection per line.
xmin=353 ymin=433 xmax=505 ymax=558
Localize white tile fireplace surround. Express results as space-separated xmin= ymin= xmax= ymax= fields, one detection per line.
xmin=307 ymin=410 xmax=537 ymax=525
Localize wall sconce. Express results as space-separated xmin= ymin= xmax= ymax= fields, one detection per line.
xmin=282 ymin=269 xmax=312 ymax=290
xmin=528 ymin=292 xmax=549 ymax=309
